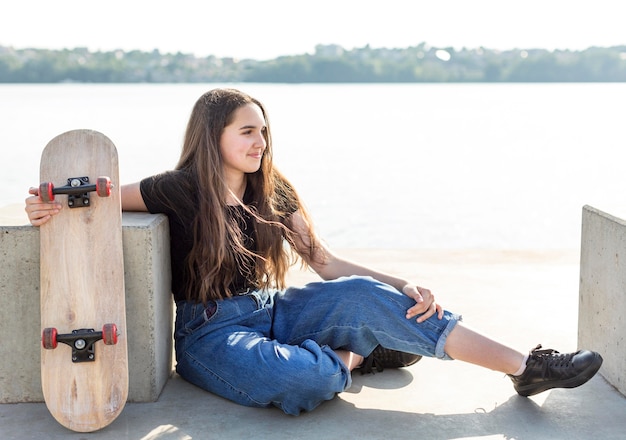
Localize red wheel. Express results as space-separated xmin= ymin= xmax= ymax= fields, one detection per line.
xmin=42 ymin=328 xmax=58 ymax=349
xmin=39 ymin=182 xmax=55 ymax=203
xmin=102 ymin=323 xmax=118 ymax=345
xmin=96 ymin=177 xmax=112 ymax=197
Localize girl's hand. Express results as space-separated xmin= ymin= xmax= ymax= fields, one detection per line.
xmin=402 ymin=284 xmax=444 ymax=323
xmin=24 ymin=187 xmax=62 ymax=226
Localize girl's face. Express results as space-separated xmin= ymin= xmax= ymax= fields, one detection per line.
xmin=220 ymin=103 xmax=267 ymax=180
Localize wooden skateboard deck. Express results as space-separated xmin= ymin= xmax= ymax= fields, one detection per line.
xmin=39 ymin=129 xmax=128 ymax=432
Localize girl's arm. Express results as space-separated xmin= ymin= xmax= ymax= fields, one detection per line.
xmin=120 ymin=182 xmax=148 ymax=212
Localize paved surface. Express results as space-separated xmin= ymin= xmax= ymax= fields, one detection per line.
xmin=1 ymin=220 xmax=624 ymax=439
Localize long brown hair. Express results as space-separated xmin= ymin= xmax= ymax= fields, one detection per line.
xmin=176 ymin=88 xmax=317 ymax=303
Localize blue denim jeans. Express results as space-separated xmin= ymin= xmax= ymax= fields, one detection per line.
xmin=174 ymin=275 xmax=461 ymax=415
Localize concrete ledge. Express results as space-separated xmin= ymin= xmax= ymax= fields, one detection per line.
xmin=0 ymin=213 xmax=173 ymax=403
xmin=579 ymin=205 xmax=626 ymax=396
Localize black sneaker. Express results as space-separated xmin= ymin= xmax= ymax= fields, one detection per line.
xmin=357 ymin=346 xmax=422 ymax=375
xmin=509 ymin=344 xmax=603 ymax=397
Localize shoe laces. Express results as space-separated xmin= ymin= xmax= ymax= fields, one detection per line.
xmin=529 ymin=344 xmax=576 ymax=377
xmin=359 ymin=354 xmax=384 ymax=375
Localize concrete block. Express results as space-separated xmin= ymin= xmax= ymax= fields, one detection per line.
xmin=0 ymin=213 xmax=173 ymax=403
xmin=121 ymin=212 xmax=173 ymax=402
xmin=578 ymin=205 xmax=626 ymax=396
xmin=0 ymin=225 xmax=40 ymax=402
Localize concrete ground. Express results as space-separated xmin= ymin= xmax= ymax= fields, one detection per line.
xmin=1 ymin=205 xmax=624 ymax=439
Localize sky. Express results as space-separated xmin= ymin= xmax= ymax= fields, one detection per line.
xmin=1 ymin=1 xmax=625 ymax=60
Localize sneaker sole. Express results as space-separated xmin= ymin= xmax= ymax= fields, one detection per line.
xmin=515 ymin=352 xmax=603 ymax=397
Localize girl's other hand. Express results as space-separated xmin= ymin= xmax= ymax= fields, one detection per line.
xmin=25 ymin=187 xmax=62 ymax=226
xmin=403 ymin=284 xmax=444 ymax=323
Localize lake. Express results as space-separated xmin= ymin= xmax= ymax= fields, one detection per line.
xmin=1 ymin=83 xmax=624 ymax=249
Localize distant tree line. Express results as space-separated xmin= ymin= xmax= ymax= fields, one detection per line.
xmin=1 ymin=43 xmax=626 ymax=83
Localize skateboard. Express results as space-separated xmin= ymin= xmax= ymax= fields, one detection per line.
xmin=39 ymin=129 xmax=128 ymax=432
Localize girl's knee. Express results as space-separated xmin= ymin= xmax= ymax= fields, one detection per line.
xmin=259 ymin=341 xmax=352 ymax=415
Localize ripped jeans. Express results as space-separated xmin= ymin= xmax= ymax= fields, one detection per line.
xmin=174 ymin=275 xmax=461 ymax=415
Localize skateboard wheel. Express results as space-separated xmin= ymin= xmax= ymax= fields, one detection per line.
xmin=102 ymin=323 xmax=118 ymax=345
xmin=39 ymin=182 xmax=55 ymax=203
xmin=96 ymin=177 xmax=112 ymax=197
xmin=42 ymin=327 xmax=58 ymax=349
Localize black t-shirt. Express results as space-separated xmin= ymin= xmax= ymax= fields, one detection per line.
xmin=139 ymin=170 xmax=258 ymax=302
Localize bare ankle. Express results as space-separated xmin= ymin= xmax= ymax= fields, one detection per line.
xmin=334 ymin=350 xmax=364 ymax=370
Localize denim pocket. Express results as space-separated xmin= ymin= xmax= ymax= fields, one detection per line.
xmin=178 ymin=301 xmax=218 ymax=337
xmin=204 ymin=301 xmax=217 ymax=321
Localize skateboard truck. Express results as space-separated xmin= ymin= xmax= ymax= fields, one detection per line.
xmin=39 ymin=176 xmax=112 ymax=208
xmin=42 ymin=324 xmax=119 ymax=363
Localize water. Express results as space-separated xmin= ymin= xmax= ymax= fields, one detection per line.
xmin=1 ymin=83 xmax=624 ymax=249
